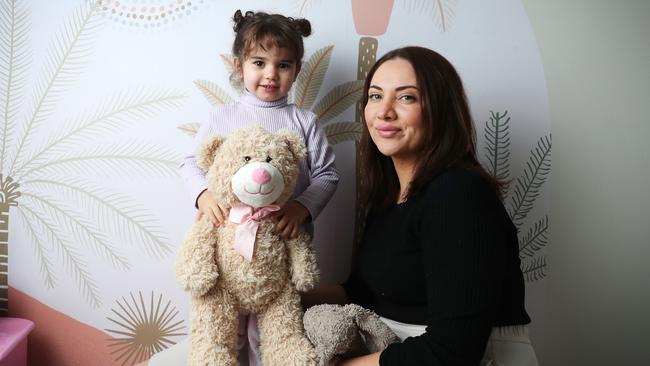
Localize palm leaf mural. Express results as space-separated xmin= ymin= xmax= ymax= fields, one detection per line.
xmin=292 ymin=45 xmax=333 ymax=109
xmin=294 ymin=0 xmax=326 ymax=16
xmin=105 ymin=291 xmax=186 ymax=365
xmin=0 ymin=1 xmax=187 ymax=309
xmin=312 ymin=80 xmax=365 ymax=124
xmin=401 ymin=0 xmax=457 ymax=32
xmin=480 ymin=111 xmax=551 ymax=283
xmin=519 ymin=215 xmax=549 ymax=259
xmin=483 ymin=110 xmax=511 ymax=195
xmin=521 ymin=256 xmax=547 ymax=282
xmin=0 ymin=0 xmax=30 ymax=174
xmin=508 ymin=135 xmax=552 ymax=228
xmin=194 ymin=79 xmax=234 ymax=107
xmin=177 ymin=123 xmax=200 ymax=137
xmin=323 ymin=122 xmax=364 ymax=145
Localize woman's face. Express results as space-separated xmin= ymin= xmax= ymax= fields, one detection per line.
xmin=364 ymin=58 xmax=425 ymax=166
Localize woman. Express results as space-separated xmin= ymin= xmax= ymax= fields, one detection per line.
xmin=305 ymin=46 xmax=538 ymax=366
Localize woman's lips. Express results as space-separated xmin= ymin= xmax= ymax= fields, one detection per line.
xmin=375 ymin=126 xmax=401 ymax=138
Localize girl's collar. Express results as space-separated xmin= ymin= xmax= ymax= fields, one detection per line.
xmin=240 ymin=91 xmax=288 ymax=108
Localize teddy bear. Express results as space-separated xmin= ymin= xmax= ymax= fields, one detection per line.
xmin=175 ymin=126 xmax=319 ymax=366
xmin=303 ymin=304 xmax=399 ymax=366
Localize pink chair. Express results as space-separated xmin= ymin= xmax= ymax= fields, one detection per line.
xmin=0 ymin=318 xmax=34 ymax=366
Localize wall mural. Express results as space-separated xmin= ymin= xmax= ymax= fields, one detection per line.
xmin=3 ymin=0 xmax=550 ymax=364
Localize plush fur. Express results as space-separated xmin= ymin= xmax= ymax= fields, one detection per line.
xmin=176 ymin=126 xmax=319 ymax=366
xmin=303 ymin=304 xmax=399 ymax=366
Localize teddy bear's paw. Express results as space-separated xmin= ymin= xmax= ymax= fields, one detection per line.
xmin=189 ymin=345 xmax=238 ymax=366
xmin=178 ymin=270 xmax=219 ymax=297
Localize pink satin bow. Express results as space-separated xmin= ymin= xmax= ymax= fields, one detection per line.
xmin=228 ymin=203 xmax=281 ymax=262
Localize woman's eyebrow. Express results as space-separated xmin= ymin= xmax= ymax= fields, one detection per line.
xmin=369 ymin=85 xmax=419 ymax=91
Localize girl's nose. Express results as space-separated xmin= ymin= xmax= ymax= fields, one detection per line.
xmin=265 ymin=66 xmax=278 ymax=79
xmin=251 ymin=167 xmax=272 ymax=185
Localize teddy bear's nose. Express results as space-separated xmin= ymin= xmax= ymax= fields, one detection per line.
xmin=251 ymin=167 xmax=272 ymax=185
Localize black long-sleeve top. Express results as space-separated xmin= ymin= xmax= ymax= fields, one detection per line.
xmin=344 ymin=167 xmax=531 ymax=365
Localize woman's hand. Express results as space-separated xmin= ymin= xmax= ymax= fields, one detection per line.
xmin=196 ymin=189 xmax=229 ymax=226
xmin=274 ymin=200 xmax=310 ymax=238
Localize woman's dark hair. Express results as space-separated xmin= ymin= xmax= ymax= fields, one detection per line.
xmin=361 ymin=46 xmax=502 ymax=208
xmin=231 ymin=10 xmax=311 ymax=64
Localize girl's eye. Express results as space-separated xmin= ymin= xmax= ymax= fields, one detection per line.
xmin=252 ymin=60 xmax=264 ymax=67
xmin=279 ymin=63 xmax=291 ymax=69
xmin=265 ymin=156 xmax=273 ymax=163
xmin=244 ymin=156 xmax=251 ymax=163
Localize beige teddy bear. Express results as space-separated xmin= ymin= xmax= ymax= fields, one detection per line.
xmin=175 ymin=126 xmax=319 ymax=366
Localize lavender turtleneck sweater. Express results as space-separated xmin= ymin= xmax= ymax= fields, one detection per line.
xmin=179 ymin=93 xmax=339 ymax=221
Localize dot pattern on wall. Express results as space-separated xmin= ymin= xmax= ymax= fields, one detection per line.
xmin=97 ymin=0 xmax=210 ymax=29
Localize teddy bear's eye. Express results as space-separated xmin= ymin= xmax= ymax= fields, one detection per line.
xmin=243 ymin=156 xmax=251 ymax=163
xmin=265 ymin=156 xmax=272 ymax=163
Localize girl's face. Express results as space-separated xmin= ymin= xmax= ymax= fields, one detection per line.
xmin=237 ymin=45 xmax=299 ymax=102
xmin=365 ymin=58 xmax=425 ymax=166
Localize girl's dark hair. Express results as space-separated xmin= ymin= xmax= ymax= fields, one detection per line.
xmin=232 ymin=10 xmax=311 ymax=64
xmin=361 ymin=46 xmax=502 ymax=208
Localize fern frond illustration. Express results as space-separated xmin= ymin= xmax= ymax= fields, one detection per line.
xmin=0 ymin=0 xmax=30 ymax=174
xmin=294 ymin=0 xmax=326 ymax=16
xmin=0 ymin=1 xmax=186 ymax=308
xmin=177 ymin=123 xmax=200 ymax=137
xmin=401 ymin=0 xmax=457 ymax=32
xmin=483 ymin=110 xmax=511 ymax=194
xmin=105 ymin=291 xmax=186 ymax=366
xmin=521 ymin=256 xmax=547 ymax=282
xmin=508 ymin=135 xmax=552 ymax=228
xmin=519 ymin=216 xmax=548 ymax=259
xmin=292 ymin=45 xmax=333 ymax=109
xmin=323 ymin=122 xmax=364 ymax=145
xmin=313 ymin=80 xmax=365 ymax=125
xmin=194 ymin=79 xmax=233 ymax=107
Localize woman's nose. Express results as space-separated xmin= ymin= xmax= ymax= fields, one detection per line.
xmin=377 ymin=101 xmax=396 ymax=120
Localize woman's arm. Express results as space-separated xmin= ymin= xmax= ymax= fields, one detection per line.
xmin=338 ymin=352 xmax=381 ymax=366
xmin=301 ymin=283 xmax=348 ymax=309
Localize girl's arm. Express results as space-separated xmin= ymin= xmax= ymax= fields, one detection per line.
xmin=338 ymin=352 xmax=381 ymax=366
xmin=292 ymin=111 xmax=339 ymax=220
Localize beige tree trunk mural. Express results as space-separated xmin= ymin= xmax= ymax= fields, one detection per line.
xmin=0 ymin=175 xmax=20 ymax=316
xmin=351 ymin=0 xmax=394 ymax=248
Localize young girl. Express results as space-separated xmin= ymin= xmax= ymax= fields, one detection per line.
xmin=144 ymin=9 xmax=339 ymax=366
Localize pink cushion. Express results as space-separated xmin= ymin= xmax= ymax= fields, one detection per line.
xmin=0 ymin=318 xmax=34 ymax=360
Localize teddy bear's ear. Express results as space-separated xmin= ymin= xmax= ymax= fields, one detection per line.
xmin=347 ymin=304 xmax=399 ymax=353
xmin=276 ymin=129 xmax=306 ymax=161
xmin=196 ymin=134 xmax=226 ymax=171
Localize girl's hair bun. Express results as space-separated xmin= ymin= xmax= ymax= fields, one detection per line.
xmin=290 ymin=18 xmax=311 ymax=37
xmin=232 ymin=9 xmax=255 ymax=33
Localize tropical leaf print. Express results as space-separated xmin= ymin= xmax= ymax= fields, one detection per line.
xmin=292 ymin=45 xmax=333 ymax=109
xmin=312 ymin=80 xmax=364 ymax=124
xmin=1 ymin=1 xmax=186 ymax=308
xmin=9 ymin=1 xmax=102 ymax=175
xmin=194 ymin=79 xmax=234 ymax=107
xmin=401 ymin=0 xmax=457 ymax=32
xmin=177 ymin=123 xmax=200 ymax=137
xmin=519 ymin=215 xmax=549 ymax=259
xmin=0 ymin=0 xmax=30 ymax=174
xmin=521 ymin=256 xmax=547 ymax=282
xmin=323 ymin=122 xmax=364 ymax=145
xmin=508 ymin=135 xmax=552 ymax=228
xmin=483 ymin=110 xmax=511 ymax=195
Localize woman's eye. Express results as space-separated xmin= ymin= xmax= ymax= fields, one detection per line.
xmin=368 ymin=93 xmax=381 ymax=100
xmin=399 ymin=94 xmax=417 ymax=102
xmin=265 ymin=156 xmax=273 ymax=163
xmin=244 ymin=156 xmax=251 ymax=163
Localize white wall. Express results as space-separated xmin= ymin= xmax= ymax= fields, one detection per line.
xmin=522 ymin=1 xmax=650 ymax=365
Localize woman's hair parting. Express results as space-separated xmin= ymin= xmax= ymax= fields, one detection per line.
xmin=361 ymin=46 xmax=502 ymax=208
xmin=231 ymin=10 xmax=311 ymax=63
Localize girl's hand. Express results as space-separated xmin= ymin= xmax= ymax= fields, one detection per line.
xmin=196 ymin=190 xmax=229 ymax=227
xmin=274 ymin=200 xmax=310 ymax=239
